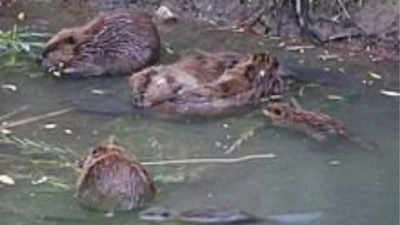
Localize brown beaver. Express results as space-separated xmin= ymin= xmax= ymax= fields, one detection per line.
xmin=75 ymin=143 xmax=156 ymax=211
xmin=129 ymin=51 xmax=283 ymax=117
xmin=262 ymin=102 xmax=377 ymax=150
xmin=39 ymin=8 xmax=160 ymax=78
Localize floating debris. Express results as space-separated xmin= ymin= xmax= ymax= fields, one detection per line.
xmin=328 ymin=160 xmax=341 ymax=166
xmin=327 ymin=95 xmax=345 ymax=100
xmin=148 ymin=136 xmax=163 ymax=150
xmin=44 ymin=123 xmax=57 ymax=129
xmin=362 ymin=80 xmax=374 ymax=86
xmin=222 ymin=123 xmax=230 ymax=129
xmin=48 ymin=180 xmax=71 ymax=190
xmin=269 ymin=36 xmax=281 ymax=40
xmin=1 ymin=84 xmax=18 ymax=92
xmin=105 ymin=212 xmax=115 ymax=218
xmin=64 ymin=129 xmax=73 ymax=135
xmin=286 ymin=45 xmax=315 ymax=51
xmin=380 ymin=89 xmax=400 ymax=97
xmin=91 ymin=89 xmax=109 ymax=95
xmin=0 ymin=174 xmax=15 ymax=185
xmin=165 ymin=46 xmax=174 ymax=54
xmin=53 ymin=71 xmax=61 ymax=77
xmin=17 ymin=12 xmax=26 ymax=21
xmin=31 ymin=176 xmax=48 ymax=185
xmin=368 ymin=72 xmax=382 ymax=80
xmin=153 ymin=174 xmax=185 ymax=183
xmin=1 ymin=128 xmax=12 ymax=134
xmin=318 ymin=54 xmax=339 ymax=61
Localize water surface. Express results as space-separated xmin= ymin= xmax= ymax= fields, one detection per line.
xmin=0 ymin=2 xmax=398 ymax=225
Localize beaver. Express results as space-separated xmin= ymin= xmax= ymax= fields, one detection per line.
xmin=75 ymin=143 xmax=156 ymax=211
xmin=262 ymin=102 xmax=377 ymax=150
xmin=75 ymin=143 xmax=323 ymax=223
xmin=139 ymin=206 xmax=323 ymax=224
xmin=129 ymin=51 xmax=283 ymax=117
xmin=139 ymin=206 xmax=260 ymax=224
xmin=39 ymin=8 xmax=160 ymax=78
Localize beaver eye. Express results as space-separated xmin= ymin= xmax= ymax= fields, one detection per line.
xmin=66 ymin=36 xmax=76 ymax=44
xmin=91 ymin=148 xmax=98 ymax=155
xmin=273 ymin=108 xmax=282 ymax=116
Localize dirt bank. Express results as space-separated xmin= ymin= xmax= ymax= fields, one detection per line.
xmin=1 ymin=0 xmax=399 ymax=61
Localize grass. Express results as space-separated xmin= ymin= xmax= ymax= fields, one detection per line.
xmin=0 ymin=24 xmax=49 ymax=66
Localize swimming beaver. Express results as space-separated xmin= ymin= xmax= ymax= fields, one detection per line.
xmin=129 ymin=51 xmax=283 ymax=117
xmin=262 ymin=102 xmax=377 ymax=150
xmin=139 ymin=206 xmax=323 ymax=224
xmin=139 ymin=206 xmax=260 ymax=224
xmin=39 ymin=8 xmax=160 ymax=77
xmin=76 ymin=143 xmax=156 ymax=211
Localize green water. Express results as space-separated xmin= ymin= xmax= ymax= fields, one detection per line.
xmin=0 ymin=1 xmax=398 ymax=225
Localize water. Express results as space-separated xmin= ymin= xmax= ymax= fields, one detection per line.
xmin=0 ymin=1 xmax=398 ymax=225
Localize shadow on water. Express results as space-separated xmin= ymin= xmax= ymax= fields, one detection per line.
xmin=0 ymin=1 xmax=398 ymax=225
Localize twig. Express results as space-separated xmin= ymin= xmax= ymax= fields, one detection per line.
xmin=224 ymin=123 xmax=266 ymax=154
xmin=0 ymin=107 xmax=74 ymax=130
xmin=290 ymin=97 xmax=303 ymax=110
xmin=336 ymin=0 xmax=351 ymax=19
xmin=0 ymin=134 xmax=80 ymax=158
xmin=141 ymin=153 xmax=276 ymax=166
xmin=0 ymin=105 xmax=29 ymax=122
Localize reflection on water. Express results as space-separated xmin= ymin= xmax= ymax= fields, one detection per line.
xmin=0 ymin=2 xmax=398 ymax=225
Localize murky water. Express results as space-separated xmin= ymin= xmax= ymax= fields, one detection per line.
xmin=0 ymin=1 xmax=398 ymax=225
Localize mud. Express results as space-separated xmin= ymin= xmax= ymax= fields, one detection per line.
xmin=58 ymin=0 xmax=399 ymax=61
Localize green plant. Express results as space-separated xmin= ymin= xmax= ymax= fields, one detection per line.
xmin=0 ymin=24 xmax=49 ymax=56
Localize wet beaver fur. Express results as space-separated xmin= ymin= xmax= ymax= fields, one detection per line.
xmin=129 ymin=51 xmax=283 ymax=117
xmin=262 ymin=102 xmax=377 ymax=150
xmin=39 ymin=8 xmax=160 ymax=77
xmin=76 ymin=143 xmax=156 ymax=211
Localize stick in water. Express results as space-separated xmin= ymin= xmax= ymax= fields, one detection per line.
xmin=0 ymin=107 xmax=74 ymax=130
xmin=0 ymin=105 xmax=30 ymax=122
xmin=142 ymin=153 xmax=276 ymax=166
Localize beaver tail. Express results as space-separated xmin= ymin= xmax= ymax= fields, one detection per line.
xmin=278 ymin=62 xmax=363 ymax=90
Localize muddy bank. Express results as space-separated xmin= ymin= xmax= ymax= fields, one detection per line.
xmin=54 ymin=0 xmax=399 ymax=61
xmin=1 ymin=0 xmax=399 ymax=62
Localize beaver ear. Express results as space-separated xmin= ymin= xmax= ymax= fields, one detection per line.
xmin=82 ymin=15 xmax=105 ymax=35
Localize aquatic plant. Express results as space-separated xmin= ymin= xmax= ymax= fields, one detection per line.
xmin=0 ymin=24 xmax=49 ymax=59
xmin=0 ymin=133 xmax=78 ymax=160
